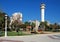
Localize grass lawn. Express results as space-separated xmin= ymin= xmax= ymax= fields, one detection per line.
xmin=0 ymin=31 xmax=31 ymax=36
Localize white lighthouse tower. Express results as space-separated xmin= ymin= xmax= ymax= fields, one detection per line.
xmin=41 ymin=3 xmax=45 ymax=22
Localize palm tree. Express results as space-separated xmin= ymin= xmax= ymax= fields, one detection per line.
xmin=31 ymin=22 xmax=35 ymax=31
xmin=40 ymin=21 xmax=49 ymax=31
xmin=52 ymin=23 xmax=58 ymax=32
xmin=24 ymin=21 xmax=36 ymax=31
xmin=24 ymin=22 xmax=30 ymax=26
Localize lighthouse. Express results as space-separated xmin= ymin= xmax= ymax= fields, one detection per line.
xmin=41 ymin=3 xmax=45 ymax=22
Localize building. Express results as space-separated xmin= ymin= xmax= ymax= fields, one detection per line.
xmin=29 ymin=20 xmax=40 ymax=32
xmin=12 ymin=12 xmax=22 ymax=22
xmin=33 ymin=20 xmax=40 ymax=32
xmin=9 ymin=12 xmax=23 ymax=28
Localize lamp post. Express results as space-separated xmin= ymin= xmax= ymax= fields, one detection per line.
xmin=5 ymin=15 xmax=7 ymax=37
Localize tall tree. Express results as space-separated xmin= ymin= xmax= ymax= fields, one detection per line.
xmin=24 ymin=22 xmax=30 ymax=26
xmin=0 ymin=12 xmax=10 ymax=31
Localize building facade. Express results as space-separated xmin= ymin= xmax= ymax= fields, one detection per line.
xmin=9 ymin=12 xmax=23 ymax=28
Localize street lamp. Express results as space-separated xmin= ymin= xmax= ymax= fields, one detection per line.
xmin=5 ymin=15 xmax=7 ymax=37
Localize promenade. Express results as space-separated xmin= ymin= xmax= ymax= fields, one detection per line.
xmin=0 ymin=33 xmax=60 ymax=42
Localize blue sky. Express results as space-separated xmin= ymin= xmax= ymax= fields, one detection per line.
xmin=0 ymin=0 xmax=60 ymax=23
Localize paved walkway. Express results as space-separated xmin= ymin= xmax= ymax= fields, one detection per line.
xmin=0 ymin=33 xmax=60 ymax=42
xmin=0 ymin=39 xmax=23 ymax=42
